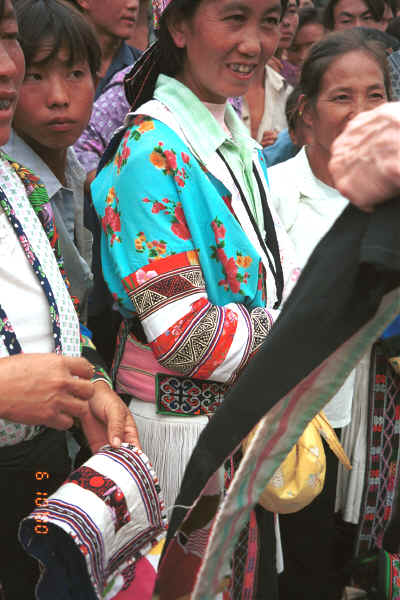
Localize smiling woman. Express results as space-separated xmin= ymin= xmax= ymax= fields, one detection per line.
xmin=266 ymin=29 xmax=392 ymax=600
xmin=91 ymin=0 xmax=299 ymax=597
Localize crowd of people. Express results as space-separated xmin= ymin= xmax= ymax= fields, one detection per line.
xmin=0 ymin=0 xmax=400 ymax=598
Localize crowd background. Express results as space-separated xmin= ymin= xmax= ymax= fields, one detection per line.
xmin=0 ymin=0 xmax=400 ymax=599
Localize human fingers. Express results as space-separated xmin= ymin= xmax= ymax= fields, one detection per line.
xmin=46 ymin=411 xmax=75 ymax=431
xmin=268 ymin=56 xmax=283 ymax=73
xmin=63 ymin=356 xmax=95 ymax=380
xmin=262 ymin=133 xmax=278 ymax=147
xmin=67 ymin=376 xmax=94 ymax=401
xmin=105 ymin=400 xmax=127 ymax=449
xmin=58 ymin=395 xmax=91 ymax=420
xmin=123 ymin=411 xmax=141 ymax=449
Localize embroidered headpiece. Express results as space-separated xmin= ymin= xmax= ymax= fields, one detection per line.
xmin=152 ymin=0 xmax=173 ymax=28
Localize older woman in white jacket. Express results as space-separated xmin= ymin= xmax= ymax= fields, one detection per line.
xmin=267 ymin=29 xmax=392 ymax=600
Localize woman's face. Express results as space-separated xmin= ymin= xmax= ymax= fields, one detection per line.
xmin=170 ymin=0 xmax=282 ymax=104
xmin=287 ymin=22 xmax=326 ymax=67
xmin=305 ymin=50 xmax=387 ymax=157
xmin=0 ymin=0 xmax=25 ymax=145
xmin=333 ymin=0 xmax=383 ymax=29
xmin=278 ymin=0 xmax=299 ymax=49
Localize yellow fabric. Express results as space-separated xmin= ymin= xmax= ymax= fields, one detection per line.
xmin=243 ymin=411 xmax=351 ymax=514
xmin=389 ymin=356 xmax=400 ymax=375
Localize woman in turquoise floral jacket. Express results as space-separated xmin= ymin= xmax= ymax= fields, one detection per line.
xmin=92 ymin=0 xmax=299 ymax=511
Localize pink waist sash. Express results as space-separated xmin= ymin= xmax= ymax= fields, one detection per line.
xmin=115 ymin=333 xmax=177 ymax=403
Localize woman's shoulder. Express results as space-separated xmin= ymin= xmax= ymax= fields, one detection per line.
xmin=267 ymin=148 xmax=307 ymax=196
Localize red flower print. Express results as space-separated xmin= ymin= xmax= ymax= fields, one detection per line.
xmin=103 ymin=206 xmax=121 ymax=232
xmin=216 ymin=246 xmax=228 ymax=265
xmin=211 ymin=220 xmax=226 ymax=243
xmin=175 ymin=175 xmax=185 ymax=187
xmin=164 ymin=149 xmax=177 ymax=171
xmin=121 ymin=144 xmax=130 ymax=161
xmin=102 ymin=205 xmax=121 ymax=246
xmin=171 ymin=202 xmax=190 ymax=240
xmin=152 ymin=201 xmax=167 ymax=213
xmin=225 ymin=257 xmax=240 ymax=293
xmin=181 ymin=152 xmax=190 ymax=164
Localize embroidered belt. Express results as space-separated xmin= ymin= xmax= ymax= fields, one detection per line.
xmin=156 ymin=373 xmax=228 ymax=417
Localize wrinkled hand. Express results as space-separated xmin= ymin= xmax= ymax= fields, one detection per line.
xmin=329 ymin=102 xmax=400 ymax=211
xmin=80 ymin=381 xmax=141 ymax=454
xmin=0 ymin=354 xmax=94 ymax=429
xmin=261 ymin=129 xmax=279 ymax=147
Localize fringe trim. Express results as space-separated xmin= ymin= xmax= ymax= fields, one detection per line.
xmin=129 ymin=398 xmax=208 ymax=512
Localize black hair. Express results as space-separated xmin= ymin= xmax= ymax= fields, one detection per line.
xmin=299 ymin=29 xmax=392 ymax=102
xmin=157 ymin=0 xmax=289 ymax=77
xmin=125 ymin=0 xmax=289 ymax=110
xmin=297 ymin=5 xmax=324 ymax=29
xmin=354 ymin=24 xmax=400 ymax=49
xmin=387 ymin=15 xmax=400 ymax=40
xmin=0 ymin=0 xmax=5 ymax=19
xmin=156 ymin=0 xmax=202 ymax=77
xmin=323 ymin=0 xmax=385 ymax=29
xmin=389 ymin=0 xmax=399 ymax=16
xmin=285 ymin=85 xmax=303 ymax=132
xmin=14 ymin=0 xmax=101 ymax=79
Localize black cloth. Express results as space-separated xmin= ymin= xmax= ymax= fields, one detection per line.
xmin=158 ymin=199 xmax=400 ymax=596
xmin=254 ymin=507 xmax=278 ymax=599
xmin=94 ymin=42 xmax=141 ymax=100
xmin=0 ymin=429 xmax=70 ymax=600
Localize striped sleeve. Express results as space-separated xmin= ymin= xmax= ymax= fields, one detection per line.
xmin=122 ymin=251 xmax=273 ymax=383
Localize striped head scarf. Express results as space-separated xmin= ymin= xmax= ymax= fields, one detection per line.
xmin=124 ymin=0 xmax=186 ymax=110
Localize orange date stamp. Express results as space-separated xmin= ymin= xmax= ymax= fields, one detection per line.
xmin=34 ymin=471 xmax=50 ymax=535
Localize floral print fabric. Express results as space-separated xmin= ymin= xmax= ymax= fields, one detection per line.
xmin=92 ymin=107 xmax=294 ymax=385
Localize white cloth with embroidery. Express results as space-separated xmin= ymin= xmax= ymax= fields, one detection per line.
xmin=0 ymin=155 xmax=80 ymax=447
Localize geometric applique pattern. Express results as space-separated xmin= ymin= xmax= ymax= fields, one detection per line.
xmin=128 ymin=265 xmax=205 ymax=320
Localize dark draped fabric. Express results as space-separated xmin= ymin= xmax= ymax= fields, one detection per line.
xmin=157 ymin=198 xmax=400 ymax=598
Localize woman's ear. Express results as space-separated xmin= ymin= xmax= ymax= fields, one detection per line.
xmin=299 ymin=95 xmax=313 ymax=129
xmin=166 ymin=12 xmax=187 ymax=49
xmin=298 ymin=95 xmax=315 ymax=144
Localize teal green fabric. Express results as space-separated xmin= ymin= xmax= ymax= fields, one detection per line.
xmin=154 ymin=74 xmax=264 ymax=231
xmin=91 ymin=115 xmax=269 ymax=319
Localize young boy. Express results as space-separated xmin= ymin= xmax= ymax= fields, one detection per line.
xmin=3 ymin=0 xmax=101 ymax=319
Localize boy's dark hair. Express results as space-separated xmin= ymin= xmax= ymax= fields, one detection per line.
xmin=299 ymin=29 xmax=392 ymax=102
xmin=14 ymin=0 xmax=101 ymax=78
xmin=322 ymin=0 xmax=385 ymax=29
xmin=297 ymin=5 xmax=325 ymax=29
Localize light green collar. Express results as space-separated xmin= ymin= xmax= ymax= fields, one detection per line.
xmin=153 ymin=74 xmax=260 ymax=166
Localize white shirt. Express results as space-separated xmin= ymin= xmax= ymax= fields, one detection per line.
xmin=242 ymin=66 xmax=293 ymax=143
xmin=268 ymin=147 xmax=354 ymax=428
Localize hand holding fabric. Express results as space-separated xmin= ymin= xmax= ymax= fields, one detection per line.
xmin=0 ymin=353 xmax=94 ymax=429
xmin=329 ymin=102 xmax=400 ymax=211
xmin=80 ymin=380 xmax=141 ymax=453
